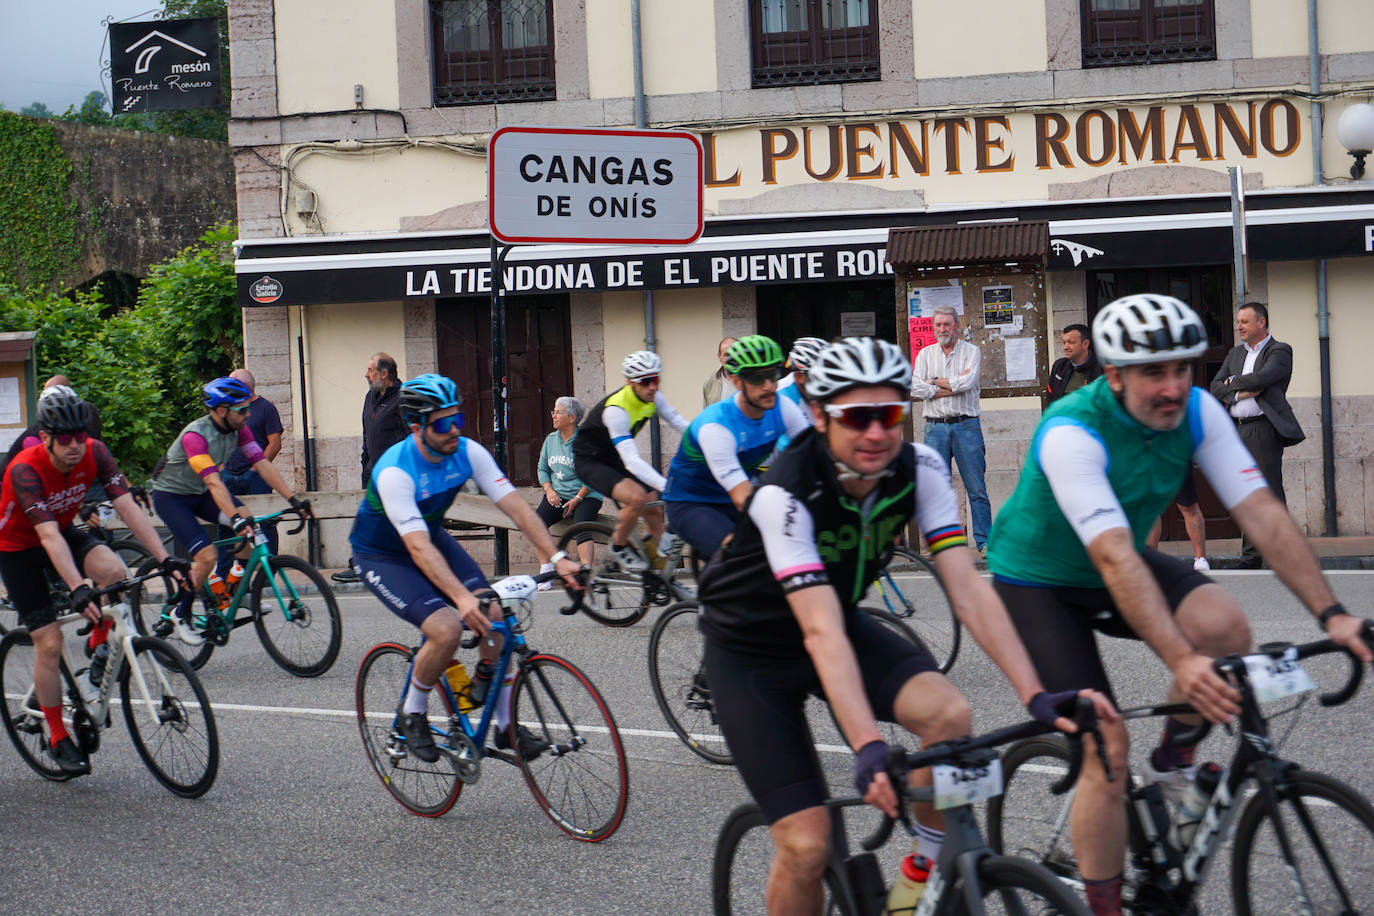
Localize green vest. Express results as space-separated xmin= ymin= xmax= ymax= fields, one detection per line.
xmin=987 ymin=376 xmax=1198 ymax=588
xmin=153 ymin=414 xmax=241 ymax=496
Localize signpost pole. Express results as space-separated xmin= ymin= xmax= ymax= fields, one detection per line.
xmin=490 ymin=239 xmax=513 ymax=576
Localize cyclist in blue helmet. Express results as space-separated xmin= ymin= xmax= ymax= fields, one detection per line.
xmin=150 ymin=375 xmax=312 ymax=647
xmin=349 ymin=373 xmax=583 ymax=762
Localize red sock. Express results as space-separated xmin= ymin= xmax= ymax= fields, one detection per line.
xmin=43 ymin=706 xmax=69 ymax=746
xmin=1083 ymin=874 xmax=1122 ymax=916
xmin=86 ymin=618 xmax=112 ymax=653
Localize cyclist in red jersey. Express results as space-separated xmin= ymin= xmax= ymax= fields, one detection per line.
xmin=0 ymin=389 xmax=188 ymax=776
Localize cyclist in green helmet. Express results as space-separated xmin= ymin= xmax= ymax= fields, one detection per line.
xmin=663 ymin=335 xmax=811 ymax=561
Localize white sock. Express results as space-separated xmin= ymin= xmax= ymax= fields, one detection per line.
xmin=539 ymin=563 xmax=554 ymax=574
xmin=494 ymin=673 xmax=516 ymax=731
xmin=403 ymin=676 xmax=433 ymax=715
xmin=914 ymin=823 xmax=944 ymax=864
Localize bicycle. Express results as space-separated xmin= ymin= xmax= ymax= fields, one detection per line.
xmin=712 ymin=700 xmax=1102 ymax=915
xmin=355 ymin=568 xmax=630 ymax=842
xmin=555 ymin=516 xmax=695 ymax=626
xmin=873 ymin=546 xmax=961 ymax=674
xmin=130 ymin=507 xmax=341 ymax=677
xmin=988 ymin=624 xmax=1374 ymax=915
xmin=648 ymin=601 xmax=930 ymax=766
xmin=0 ymin=570 xmax=219 ymax=797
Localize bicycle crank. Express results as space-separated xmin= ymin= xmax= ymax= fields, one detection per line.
xmin=71 ymin=709 xmax=101 ymax=755
xmin=441 ymin=731 xmax=482 ymax=784
xmin=203 ymin=614 xmax=231 ymax=646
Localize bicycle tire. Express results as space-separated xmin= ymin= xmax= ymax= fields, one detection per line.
xmin=961 ymin=854 xmax=1093 ymax=916
xmin=986 ymin=736 xmax=1078 ymax=875
xmin=355 ymin=642 xmax=462 ymax=817
xmin=1231 ymin=768 xmax=1374 ymax=916
xmin=249 ymin=555 xmax=342 ymax=677
xmin=120 ymin=635 xmax=219 ymax=798
xmin=0 ymin=595 xmax=17 ymax=635
xmin=509 ymin=653 xmax=629 ymax=842
xmin=711 ymin=803 xmax=850 ymax=916
xmin=130 ymin=557 xmax=214 ymax=670
xmin=556 ymin=521 xmax=651 ymax=627
xmin=876 ymin=548 xmax=960 ymax=674
xmin=0 ymin=628 xmax=70 ymax=781
xmin=647 ymin=600 xmax=733 ymax=765
xmin=107 ymin=537 xmax=153 ymax=575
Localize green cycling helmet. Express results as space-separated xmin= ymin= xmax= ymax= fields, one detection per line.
xmin=724 ymin=334 xmax=784 ymax=375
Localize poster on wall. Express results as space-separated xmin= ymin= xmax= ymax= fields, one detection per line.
xmin=982 ymin=285 xmax=1015 ymax=327
xmin=840 ymin=311 xmax=875 ymax=336
xmin=908 ymin=316 xmax=935 ymax=361
xmin=908 ymin=284 xmax=964 ymax=317
xmin=0 ymin=377 xmax=20 ymax=425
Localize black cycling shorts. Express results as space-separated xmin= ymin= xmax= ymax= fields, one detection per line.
xmin=573 ymin=453 xmax=656 ymax=501
xmin=704 ymin=610 xmax=939 ymax=824
xmin=0 ymin=527 xmax=105 ymax=630
xmin=993 ymin=547 xmax=1211 ymax=704
xmin=1174 ymin=468 xmax=1198 ymax=507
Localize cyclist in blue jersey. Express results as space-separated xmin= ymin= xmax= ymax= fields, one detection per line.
xmin=986 ymin=294 xmax=1372 ymax=916
xmin=350 ymin=374 xmax=582 ymax=763
xmin=663 ymin=335 xmax=811 ymax=560
xmin=776 ymin=336 xmax=826 ymax=406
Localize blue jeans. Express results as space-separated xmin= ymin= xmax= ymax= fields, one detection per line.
xmin=923 ymin=417 xmax=990 ymax=549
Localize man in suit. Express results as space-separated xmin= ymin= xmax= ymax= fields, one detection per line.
xmin=1209 ymin=302 xmax=1305 ymax=568
xmin=1046 ymin=323 xmax=1102 ymax=403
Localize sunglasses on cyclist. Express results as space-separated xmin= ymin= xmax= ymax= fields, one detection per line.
xmin=737 ymin=367 xmax=783 ymax=385
xmin=822 ymin=402 xmax=910 ymax=431
xmin=51 ymin=431 xmax=90 ymax=446
xmin=227 ymin=403 xmax=252 ymax=414
xmin=632 ymin=375 xmax=661 ymax=386
xmin=427 ymin=413 xmax=463 ymax=435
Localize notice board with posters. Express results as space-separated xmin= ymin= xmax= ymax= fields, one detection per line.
xmin=890 ymin=222 xmax=1050 ymax=399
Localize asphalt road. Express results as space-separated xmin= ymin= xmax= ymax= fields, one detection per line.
xmin=3 ymin=570 xmax=1372 ymax=914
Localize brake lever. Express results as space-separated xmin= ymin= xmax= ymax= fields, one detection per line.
xmin=558 ymin=565 xmax=591 ymax=616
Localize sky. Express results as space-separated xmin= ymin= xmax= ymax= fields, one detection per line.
xmin=0 ymin=2 xmax=162 ymax=113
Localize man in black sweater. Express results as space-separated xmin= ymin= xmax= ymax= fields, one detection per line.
xmin=1045 ymin=323 xmax=1101 ymax=403
xmin=333 ymin=352 xmax=407 ymax=583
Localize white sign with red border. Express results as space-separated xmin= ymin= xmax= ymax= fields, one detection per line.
xmin=489 ymin=126 xmax=703 ymax=245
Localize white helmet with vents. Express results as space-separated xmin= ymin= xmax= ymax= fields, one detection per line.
xmin=621 ymin=350 xmax=663 ymax=381
xmin=804 ymin=337 xmax=910 ymax=400
xmin=1093 ymin=294 xmax=1208 ymax=366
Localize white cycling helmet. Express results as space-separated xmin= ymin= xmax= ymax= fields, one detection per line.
xmin=804 ymin=337 xmax=910 ymax=401
xmin=787 ymin=336 xmax=828 ymax=372
xmin=621 ymin=350 xmax=663 ymax=381
xmin=1093 ymin=294 xmax=1208 ymax=366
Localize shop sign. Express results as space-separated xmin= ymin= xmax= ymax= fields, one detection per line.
xmin=489 ymin=127 xmax=704 ymax=245
xmin=108 ymin=18 xmax=222 ymax=113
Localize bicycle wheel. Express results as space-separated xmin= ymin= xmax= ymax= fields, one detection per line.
xmin=130 ymin=557 xmax=214 ymax=670
xmin=508 ymin=653 xmax=629 ymax=842
xmin=711 ymin=803 xmax=850 ymax=916
xmin=355 ymin=642 xmax=462 ymax=817
xmin=120 ymin=636 xmax=219 ymax=798
xmin=108 ymin=537 xmax=152 ymax=574
xmin=0 ymin=596 xmax=17 ymax=635
xmin=647 ymin=600 xmax=733 ymax=765
xmin=965 ymin=854 xmax=1093 ymax=915
xmin=250 ymin=555 xmax=342 ymax=677
xmin=986 ymin=736 xmax=1079 ymax=879
xmin=1231 ymin=769 xmax=1374 ymax=915
xmin=814 ymin=608 xmax=926 ymax=750
xmin=556 ymin=521 xmax=651 ymax=627
xmin=0 ymin=629 xmax=69 ymax=781
xmin=875 ymin=548 xmax=960 ymax=673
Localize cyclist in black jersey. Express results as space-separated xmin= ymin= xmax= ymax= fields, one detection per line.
xmin=698 ymin=337 xmax=1116 ymax=914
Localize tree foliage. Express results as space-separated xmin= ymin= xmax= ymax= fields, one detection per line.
xmin=0 ymin=112 xmax=82 ymax=292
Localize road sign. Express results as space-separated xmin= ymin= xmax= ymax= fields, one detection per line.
xmin=488 ymin=126 xmax=703 ymax=245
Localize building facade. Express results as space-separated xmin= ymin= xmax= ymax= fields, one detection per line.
xmin=229 ymin=0 xmax=1374 ymax=560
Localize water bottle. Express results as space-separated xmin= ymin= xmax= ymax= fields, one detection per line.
xmin=886 ymin=854 xmax=932 ymax=915
xmin=207 ymin=572 xmax=230 ymax=609
xmin=469 ymin=659 xmax=495 ymax=707
xmin=224 ymin=560 xmax=245 ymax=593
xmin=88 ymin=641 xmax=111 ymax=689
xmin=445 ymin=660 xmax=475 ymax=712
xmin=1169 ymin=762 xmax=1223 ymax=850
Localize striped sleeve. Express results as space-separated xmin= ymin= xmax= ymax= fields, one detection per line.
xmin=912 ymin=444 xmax=968 ymax=554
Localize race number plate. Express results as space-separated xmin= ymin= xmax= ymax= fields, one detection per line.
xmin=932 ymin=758 xmax=1003 ymax=810
xmin=1243 ymin=647 xmax=1315 ymax=703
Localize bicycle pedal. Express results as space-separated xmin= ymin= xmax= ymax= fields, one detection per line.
xmin=152 ymin=618 xmax=173 ymax=638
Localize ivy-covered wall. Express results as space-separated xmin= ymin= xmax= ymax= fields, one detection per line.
xmin=0 ymin=113 xmax=82 ymax=291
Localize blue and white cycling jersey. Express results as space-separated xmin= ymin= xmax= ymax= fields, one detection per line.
xmin=349 ymin=435 xmax=515 ymax=558
xmin=663 ymin=393 xmax=810 ymax=504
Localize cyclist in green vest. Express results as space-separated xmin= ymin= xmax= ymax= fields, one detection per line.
xmin=572 ymin=351 xmax=689 ymax=571
xmin=986 ymin=294 xmax=1372 ymax=916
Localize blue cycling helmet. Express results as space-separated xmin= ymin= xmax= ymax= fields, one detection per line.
xmin=399 ymin=373 xmax=462 ymax=424
xmin=203 ymin=376 xmax=252 ymax=408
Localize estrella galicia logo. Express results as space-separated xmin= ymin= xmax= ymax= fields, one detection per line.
xmin=250 ymin=276 xmax=284 ymax=304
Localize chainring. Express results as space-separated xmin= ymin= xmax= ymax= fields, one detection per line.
xmin=71 ymin=708 xmax=101 ymax=755
xmin=204 ymin=613 xmax=231 ymax=647
xmin=442 ymin=729 xmax=482 ymax=784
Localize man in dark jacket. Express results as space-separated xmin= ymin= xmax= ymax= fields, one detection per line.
xmin=1046 ymin=324 xmax=1101 ymax=402
xmin=1209 ymin=302 xmax=1304 ymax=568
xmin=333 ymin=352 xmax=407 ymax=583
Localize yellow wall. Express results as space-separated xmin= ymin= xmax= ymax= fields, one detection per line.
xmin=275 ymin=0 xmax=400 ymax=114
xmin=585 ymin=0 xmax=717 ymax=99
xmin=914 ymin=0 xmax=1047 ymax=79
xmin=1264 ymin=259 xmax=1374 ymax=400
xmin=1251 ymin=0 xmax=1374 ymax=58
xmin=600 ymin=288 xmax=724 ymax=417
xmin=292 ymin=301 xmax=407 ymax=438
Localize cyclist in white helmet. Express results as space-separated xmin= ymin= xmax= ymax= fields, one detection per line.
xmin=986 ymin=294 xmax=1372 ymax=916
xmin=777 ymin=336 xmax=827 ymax=406
xmin=573 ymin=350 xmax=690 ymax=571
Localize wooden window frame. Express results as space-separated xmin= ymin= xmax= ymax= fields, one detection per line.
xmin=431 ymin=0 xmax=556 ymax=106
xmin=1081 ymin=0 xmax=1216 ymax=69
xmin=750 ymin=0 xmax=880 ymax=89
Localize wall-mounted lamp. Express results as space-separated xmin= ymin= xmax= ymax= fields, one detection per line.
xmin=1336 ymin=102 xmax=1374 ymax=179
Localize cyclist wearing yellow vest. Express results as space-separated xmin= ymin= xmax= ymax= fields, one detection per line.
xmin=573 ymin=351 xmax=689 ymax=572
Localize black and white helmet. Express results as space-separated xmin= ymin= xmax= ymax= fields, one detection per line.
xmin=1093 ymin=294 xmax=1208 ymax=366
xmin=787 ymin=336 xmax=828 ymax=372
xmin=804 ymin=337 xmax=910 ymax=401
xmin=36 ymin=386 xmax=87 ymax=434
xmin=621 ymin=350 xmax=663 ymax=381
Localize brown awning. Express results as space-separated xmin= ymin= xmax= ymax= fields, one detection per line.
xmin=0 ymin=331 xmax=36 ymax=363
xmin=887 ymin=221 xmax=1049 ymax=269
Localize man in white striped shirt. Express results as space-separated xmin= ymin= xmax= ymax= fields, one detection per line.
xmin=910 ymin=305 xmax=990 ymax=552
